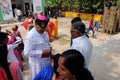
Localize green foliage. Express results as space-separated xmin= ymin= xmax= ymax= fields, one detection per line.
xmin=46 ymin=0 xmax=120 ymax=14
xmin=61 ymin=0 xmax=79 ymax=11
xmin=116 ymin=0 xmax=120 ymax=9
xmin=46 ymin=0 xmax=61 ymax=7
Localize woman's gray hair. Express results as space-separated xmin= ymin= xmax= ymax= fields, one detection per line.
xmin=72 ymin=21 xmax=85 ymax=34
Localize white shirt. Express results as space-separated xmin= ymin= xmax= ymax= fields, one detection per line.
xmin=7 ymin=37 xmax=22 ymax=62
xmin=70 ymin=35 xmax=93 ymax=68
xmin=24 ymin=27 xmax=51 ymax=80
xmin=17 ymin=9 xmax=22 ymax=16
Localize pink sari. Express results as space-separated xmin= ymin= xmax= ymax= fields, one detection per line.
xmin=11 ymin=30 xmax=23 ymax=69
xmin=14 ymin=48 xmax=23 ymax=70
xmin=8 ymin=36 xmax=23 ymax=70
xmin=9 ymin=62 xmax=23 ymax=80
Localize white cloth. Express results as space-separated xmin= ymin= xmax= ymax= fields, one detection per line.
xmin=24 ymin=27 xmax=51 ymax=80
xmin=16 ymin=9 xmax=22 ymax=16
xmin=7 ymin=37 xmax=22 ymax=62
xmin=14 ymin=8 xmax=18 ymax=20
xmin=70 ymin=35 xmax=93 ymax=68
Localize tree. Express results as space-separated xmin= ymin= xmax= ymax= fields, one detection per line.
xmin=46 ymin=0 xmax=120 ymax=14
xmin=46 ymin=0 xmax=61 ymax=7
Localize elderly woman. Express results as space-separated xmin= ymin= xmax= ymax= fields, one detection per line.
xmin=57 ymin=49 xmax=94 ymax=80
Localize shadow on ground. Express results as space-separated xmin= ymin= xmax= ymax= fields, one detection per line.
xmin=90 ymin=37 xmax=120 ymax=80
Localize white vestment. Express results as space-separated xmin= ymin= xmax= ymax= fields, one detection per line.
xmin=7 ymin=36 xmax=22 ymax=62
xmin=70 ymin=35 xmax=93 ymax=68
xmin=24 ymin=27 xmax=51 ymax=80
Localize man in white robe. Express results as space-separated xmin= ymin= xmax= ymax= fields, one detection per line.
xmin=24 ymin=15 xmax=52 ymax=80
xmin=70 ymin=21 xmax=93 ymax=68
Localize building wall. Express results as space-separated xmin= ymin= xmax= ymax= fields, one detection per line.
xmin=0 ymin=1 xmax=3 ymax=20
xmin=32 ymin=0 xmax=45 ymax=14
xmin=0 ymin=6 xmax=3 ymax=20
xmin=0 ymin=0 xmax=45 ymax=20
xmin=11 ymin=0 xmax=45 ymax=16
xmin=1 ymin=0 xmax=13 ymax=20
xmin=11 ymin=0 xmax=32 ymax=16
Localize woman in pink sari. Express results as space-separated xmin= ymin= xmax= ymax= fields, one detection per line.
xmin=9 ymin=62 xmax=24 ymax=80
xmin=7 ymin=36 xmax=23 ymax=70
xmin=0 ymin=32 xmax=24 ymax=80
xmin=7 ymin=25 xmax=23 ymax=70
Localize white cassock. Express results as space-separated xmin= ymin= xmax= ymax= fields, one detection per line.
xmin=70 ymin=35 xmax=93 ymax=68
xmin=24 ymin=27 xmax=51 ymax=80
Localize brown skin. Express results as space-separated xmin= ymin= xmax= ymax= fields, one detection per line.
xmin=12 ymin=25 xmax=17 ymax=31
xmin=70 ymin=27 xmax=80 ymax=39
xmin=41 ymin=49 xmax=51 ymax=58
xmin=57 ymin=57 xmax=76 ymax=80
xmin=6 ymin=29 xmax=12 ymax=36
xmin=70 ymin=26 xmax=84 ymax=39
xmin=35 ymin=23 xmax=47 ymax=34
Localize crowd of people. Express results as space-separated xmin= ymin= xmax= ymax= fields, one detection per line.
xmin=0 ymin=12 xmax=97 ymax=80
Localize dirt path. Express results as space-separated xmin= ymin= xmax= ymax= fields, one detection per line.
xmin=50 ymin=17 xmax=112 ymax=54
xmin=1 ymin=17 xmax=119 ymax=80
xmin=1 ymin=17 xmax=112 ymax=54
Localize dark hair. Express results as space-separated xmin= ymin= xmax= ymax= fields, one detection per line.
xmin=91 ymin=15 xmax=94 ymax=17
xmin=60 ymin=49 xmax=94 ymax=80
xmin=0 ymin=43 xmax=13 ymax=80
xmin=71 ymin=17 xmax=82 ymax=25
xmin=0 ymin=32 xmax=8 ymax=42
xmin=29 ymin=25 xmax=34 ymax=31
xmin=54 ymin=16 xmax=57 ymax=19
xmin=53 ymin=53 xmax=60 ymax=78
xmin=15 ymin=25 xmax=18 ymax=29
xmin=40 ymin=12 xmax=43 ymax=14
xmin=60 ymin=49 xmax=85 ymax=72
xmin=47 ymin=18 xmax=50 ymax=22
xmin=35 ymin=18 xmax=48 ymax=27
xmin=0 ymin=43 xmax=8 ymax=64
xmin=72 ymin=21 xmax=85 ymax=34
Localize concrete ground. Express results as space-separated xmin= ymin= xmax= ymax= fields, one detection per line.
xmin=90 ymin=34 xmax=120 ymax=80
xmin=1 ymin=17 xmax=120 ymax=80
